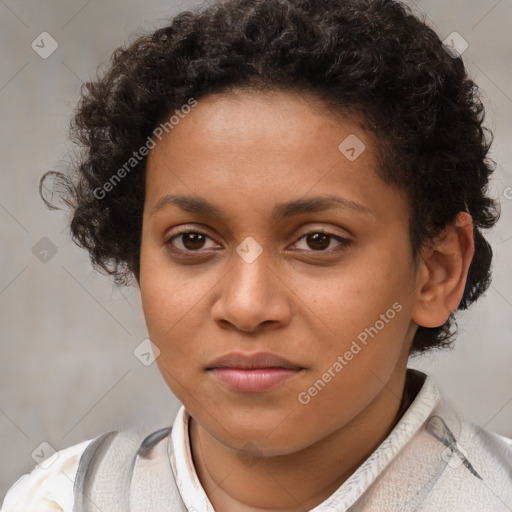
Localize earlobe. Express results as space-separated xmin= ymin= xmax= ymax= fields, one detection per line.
xmin=412 ymin=212 xmax=475 ymax=328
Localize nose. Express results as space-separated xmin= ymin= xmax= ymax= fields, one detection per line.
xmin=210 ymin=246 xmax=292 ymax=334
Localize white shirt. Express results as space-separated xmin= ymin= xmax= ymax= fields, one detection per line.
xmin=2 ymin=369 xmax=512 ymax=511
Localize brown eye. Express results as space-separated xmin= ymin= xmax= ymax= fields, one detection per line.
xmin=165 ymin=228 xmax=351 ymax=258
xmin=305 ymin=233 xmax=330 ymax=250
xmin=166 ymin=230 xmax=218 ymax=253
xmin=180 ymin=232 xmax=207 ymax=250
xmin=294 ymin=231 xmax=351 ymax=252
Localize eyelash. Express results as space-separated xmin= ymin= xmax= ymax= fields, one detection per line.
xmin=164 ymin=228 xmax=351 ymax=256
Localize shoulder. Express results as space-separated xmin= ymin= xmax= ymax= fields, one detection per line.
xmin=1 ymin=426 xmax=176 ymax=512
xmin=375 ymin=378 xmax=512 ymax=512
xmin=424 ymin=405 xmax=512 ymax=511
xmin=457 ymin=419 xmax=512 ymax=485
xmin=1 ymin=437 xmax=96 ymax=512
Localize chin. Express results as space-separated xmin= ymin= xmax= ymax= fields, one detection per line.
xmin=200 ymin=409 xmax=318 ymax=456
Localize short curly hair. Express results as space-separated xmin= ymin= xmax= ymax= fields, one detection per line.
xmin=43 ymin=0 xmax=499 ymax=355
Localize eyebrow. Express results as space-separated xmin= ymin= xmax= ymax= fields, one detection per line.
xmin=149 ymin=193 xmax=373 ymax=219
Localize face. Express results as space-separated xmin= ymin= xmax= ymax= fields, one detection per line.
xmin=139 ymin=89 xmax=420 ymax=455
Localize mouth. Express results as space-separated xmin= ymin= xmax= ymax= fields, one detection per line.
xmin=206 ymin=352 xmax=305 ymax=393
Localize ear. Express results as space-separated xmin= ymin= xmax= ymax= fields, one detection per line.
xmin=412 ymin=212 xmax=475 ymax=328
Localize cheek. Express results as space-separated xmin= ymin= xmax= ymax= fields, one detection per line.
xmin=312 ymin=260 xmax=407 ymax=339
xmin=138 ymin=246 xmax=217 ymax=370
xmin=306 ymin=251 xmax=413 ymax=384
xmin=140 ymin=275 xmax=200 ymax=353
xmin=139 ymin=265 xmax=205 ymax=403
xmin=140 ymin=240 xmax=192 ymax=325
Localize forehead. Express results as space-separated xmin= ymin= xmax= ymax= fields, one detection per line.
xmin=144 ymin=89 xmax=405 ymax=222
xmin=149 ymin=89 xmax=370 ymax=155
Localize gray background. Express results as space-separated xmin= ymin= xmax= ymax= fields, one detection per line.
xmin=1 ymin=0 xmax=511 ymax=501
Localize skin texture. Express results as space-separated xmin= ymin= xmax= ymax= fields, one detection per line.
xmin=139 ymin=90 xmax=474 ymax=511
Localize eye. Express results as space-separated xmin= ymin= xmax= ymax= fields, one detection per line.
xmin=292 ymin=231 xmax=351 ymax=252
xmin=165 ymin=229 xmax=219 ymax=254
xmin=165 ymin=228 xmax=351 ymax=256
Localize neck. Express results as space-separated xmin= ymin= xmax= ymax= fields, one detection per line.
xmin=189 ymin=367 xmax=422 ymax=512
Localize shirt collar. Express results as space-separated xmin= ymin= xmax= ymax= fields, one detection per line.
xmin=168 ymin=368 xmax=440 ymax=512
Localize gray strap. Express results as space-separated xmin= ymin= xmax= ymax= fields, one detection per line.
xmin=137 ymin=427 xmax=172 ymax=459
xmin=129 ymin=427 xmax=188 ymax=511
xmin=73 ymin=427 xmax=188 ymax=512
xmin=73 ymin=429 xmax=142 ymax=512
xmin=73 ymin=431 xmax=118 ymax=512
xmin=426 ymin=415 xmax=483 ymax=480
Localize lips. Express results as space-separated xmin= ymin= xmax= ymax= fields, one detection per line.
xmin=206 ymin=352 xmax=305 ymax=393
xmin=206 ymin=352 xmax=303 ymax=371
